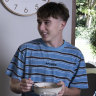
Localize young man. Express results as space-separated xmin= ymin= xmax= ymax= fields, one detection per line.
xmin=6 ymin=2 xmax=88 ymax=96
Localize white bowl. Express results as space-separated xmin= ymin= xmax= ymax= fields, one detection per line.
xmin=34 ymin=82 xmax=62 ymax=95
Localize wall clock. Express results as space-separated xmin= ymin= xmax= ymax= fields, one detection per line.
xmin=2 ymin=0 xmax=49 ymax=16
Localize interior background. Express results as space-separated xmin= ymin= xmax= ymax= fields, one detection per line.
xmin=0 ymin=0 xmax=75 ymax=96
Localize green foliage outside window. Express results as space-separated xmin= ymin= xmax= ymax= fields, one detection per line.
xmin=90 ymin=29 xmax=96 ymax=55
xmin=76 ymin=0 xmax=96 ymax=55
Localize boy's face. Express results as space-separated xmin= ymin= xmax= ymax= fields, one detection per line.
xmin=37 ymin=17 xmax=66 ymax=44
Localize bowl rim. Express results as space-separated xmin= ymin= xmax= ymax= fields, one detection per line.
xmin=34 ymin=82 xmax=62 ymax=89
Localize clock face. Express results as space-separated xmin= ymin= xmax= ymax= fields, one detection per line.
xmin=2 ymin=0 xmax=49 ymax=16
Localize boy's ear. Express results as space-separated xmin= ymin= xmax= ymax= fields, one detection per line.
xmin=62 ymin=21 xmax=66 ymax=28
xmin=60 ymin=21 xmax=66 ymax=31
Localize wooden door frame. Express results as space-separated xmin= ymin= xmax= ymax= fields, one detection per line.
xmin=71 ymin=0 xmax=76 ymax=45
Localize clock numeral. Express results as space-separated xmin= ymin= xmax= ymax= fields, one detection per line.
xmin=24 ymin=8 xmax=28 ymax=13
xmin=5 ymin=0 xmax=9 ymax=2
xmin=14 ymin=4 xmax=18 ymax=10
xmin=35 ymin=4 xmax=39 ymax=10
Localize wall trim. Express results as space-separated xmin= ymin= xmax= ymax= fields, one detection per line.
xmin=71 ymin=0 xmax=76 ymax=45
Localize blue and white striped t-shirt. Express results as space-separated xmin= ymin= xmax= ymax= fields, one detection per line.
xmin=6 ymin=38 xmax=88 ymax=96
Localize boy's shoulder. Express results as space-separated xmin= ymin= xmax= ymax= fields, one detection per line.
xmin=64 ymin=41 xmax=78 ymax=50
xmin=18 ymin=38 xmax=42 ymax=50
xmin=64 ymin=41 xmax=83 ymax=56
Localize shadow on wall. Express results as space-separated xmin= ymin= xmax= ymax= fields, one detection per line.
xmin=0 ymin=13 xmax=9 ymax=94
xmin=0 ymin=35 xmax=12 ymax=96
xmin=0 ymin=54 xmax=19 ymax=96
xmin=0 ymin=39 xmax=10 ymax=96
xmin=0 ymin=58 xmax=10 ymax=96
xmin=0 ymin=22 xmax=20 ymax=96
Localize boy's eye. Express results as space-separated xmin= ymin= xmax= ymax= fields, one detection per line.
xmin=37 ymin=21 xmax=42 ymax=25
xmin=44 ymin=21 xmax=50 ymax=25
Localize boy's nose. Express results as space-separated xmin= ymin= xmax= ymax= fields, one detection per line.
xmin=39 ymin=23 xmax=46 ymax=31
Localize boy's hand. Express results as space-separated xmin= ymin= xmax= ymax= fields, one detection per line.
xmin=57 ymin=81 xmax=66 ymax=96
xmin=20 ymin=78 xmax=34 ymax=92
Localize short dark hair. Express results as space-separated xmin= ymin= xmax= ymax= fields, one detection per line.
xmin=37 ymin=2 xmax=69 ymax=22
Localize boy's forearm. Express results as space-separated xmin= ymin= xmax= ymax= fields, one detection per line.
xmin=10 ymin=79 xmax=22 ymax=94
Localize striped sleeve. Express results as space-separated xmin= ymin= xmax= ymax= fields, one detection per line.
xmin=69 ymin=52 xmax=88 ymax=89
xmin=6 ymin=46 xmax=25 ymax=81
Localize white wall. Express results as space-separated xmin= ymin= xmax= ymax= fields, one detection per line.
xmin=0 ymin=0 xmax=73 ymax=96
